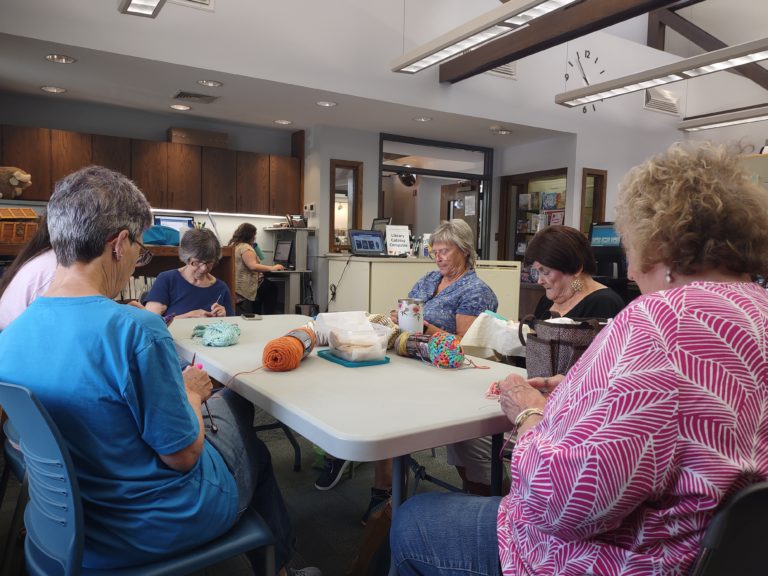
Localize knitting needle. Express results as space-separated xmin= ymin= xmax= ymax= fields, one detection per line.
xmin=210 ymin=294 xmax=222 ymax=315
xmin=191 ymin=353 xmax=218 ymax=433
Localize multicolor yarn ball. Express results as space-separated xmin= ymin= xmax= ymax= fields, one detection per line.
xmin=428 ymin=331 xmax=464 ymax=369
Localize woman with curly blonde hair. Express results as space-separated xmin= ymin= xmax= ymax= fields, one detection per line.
xmin=391 ymin=141 xmax=768 ymax=576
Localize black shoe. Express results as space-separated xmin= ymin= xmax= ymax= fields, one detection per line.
xmin=314 ymin=457 xmax=349 ymax=491
xmin=361 ymin=487 xmax=391 ymax=526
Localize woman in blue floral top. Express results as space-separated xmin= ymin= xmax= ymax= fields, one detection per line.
xmin=397 ymin=219 xmax=498 ymax=337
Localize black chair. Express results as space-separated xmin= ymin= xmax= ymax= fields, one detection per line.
xmin=689 ymin=481 xmax=768 ymax=576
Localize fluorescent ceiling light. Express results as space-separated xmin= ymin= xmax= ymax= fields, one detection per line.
xmin=678 ymin=104 xmax=768 ymax=132
xmin=556 ymin=37 xmax=768 ymax=108
xmin=118 ymin=0 xmax=168 ymax=18
xmin=392 ymin=0 xmax=579 ymax=74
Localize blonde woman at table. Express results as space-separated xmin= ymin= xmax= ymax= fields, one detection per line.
xmin=391 ymin=141 xmax=768 ymax=575
xmin=0 ymin=166 xmax=319 ymax=576
xmin=145 ymin=227 xmax=233 ymax=319
xmin=228 ymin=222 xmax=284 ymax=315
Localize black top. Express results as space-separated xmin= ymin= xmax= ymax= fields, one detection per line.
xmin=534 ymin=287 xmax=626 ymax=320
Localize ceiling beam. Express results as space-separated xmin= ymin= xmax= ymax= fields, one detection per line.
xmin=439 ymin=0 xmax=683 ymax=84
xmin=651 ymin=7 xmax=768 ymax=92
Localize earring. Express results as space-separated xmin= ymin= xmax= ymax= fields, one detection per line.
xmin=665 ymin=269 xmax=673 ymax=284
xmin=571 ymin=277 xmax=584 ymax=292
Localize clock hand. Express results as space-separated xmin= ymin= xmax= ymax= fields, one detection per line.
xmin=576 ymin=52 xmax=591 ymax=86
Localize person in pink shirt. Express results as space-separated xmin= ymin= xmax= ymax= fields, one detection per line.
xmin=391 ymin=141 xmax=768 ymax=576
xmin=0 ymin=215 xmax=56 ymax=331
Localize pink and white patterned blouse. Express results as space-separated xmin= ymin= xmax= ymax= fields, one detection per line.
xmin=498 ymin=282 xmax=768 ymax=575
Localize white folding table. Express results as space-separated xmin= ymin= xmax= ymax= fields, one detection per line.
xmin=170 ymin=315 xmax=521 ymax=574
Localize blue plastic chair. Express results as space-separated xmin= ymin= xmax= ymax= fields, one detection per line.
xmin=1 ymin=421 xmax=28 ymax=576
xmin=0 ymin=382 xmax=276 ymax=576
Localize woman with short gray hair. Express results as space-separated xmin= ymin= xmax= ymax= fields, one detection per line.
xmin=0 ymin=165 xmax=311 ymax=573
xmin=145 ymin=227 xmax=234 ymax=318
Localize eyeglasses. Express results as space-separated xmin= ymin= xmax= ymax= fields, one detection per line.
xmin=129 ymin=235 xmax=153 ymax=267
xmin=189 ymin=259 xmax=217 ymax=270
xmin=429 ymin=246 xmax=455 ymax=260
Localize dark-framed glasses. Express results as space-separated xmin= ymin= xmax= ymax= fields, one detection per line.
xmin=189 ymin=259 xmax=217 ymax=270
xmin=131 ymin=237 xmax=153 ymax=267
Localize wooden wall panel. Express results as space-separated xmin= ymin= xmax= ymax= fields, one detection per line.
xmin=92 ymin=135 xmax=131 ymax=176
xmin=51 ymin=130 xmax=92 ymax=185
xmin=1 ymin=126 xmax=52 ymax=201
xmin=269 ymin=155 xmax=300 ymax=215
xmin=202 ymin=148 xmax=236 ymax=213
xmin=167 ymin=143 xmax=201 ymax=211
xmin=236 ymin=151 xmax=269 ymax=214
xmin=131 ymin=140 xmax=168 ymax=208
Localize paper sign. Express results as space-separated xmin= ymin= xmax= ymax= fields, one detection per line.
xmin=464 ymin=195 xmax=476 ymax=216
xmin=386 ymin=225 xmax=411 ymax=255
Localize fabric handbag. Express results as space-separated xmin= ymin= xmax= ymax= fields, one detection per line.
xmin=519 ymin=315 xmax=603 ymax=378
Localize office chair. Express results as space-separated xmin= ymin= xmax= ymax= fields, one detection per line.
xmin=688 ymin=481 xmax=768 ymax=576
xmin=0 ymin=381 xmax=276 ymax=576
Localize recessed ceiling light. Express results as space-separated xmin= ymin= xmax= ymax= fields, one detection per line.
xmin=40 ymin=86 xmax=67 ymax=94
xmin=197 ymin=79 xmax=223 ymax=88
xmin=170 ymin=104 xmax=191 ymax=111
xmin=413 ymin=116 xmax=432 ymax=123
xmin=274 ymin=119 xmax=293 ymax=125
xmin=490 ymin=125 xmax=512 ymax=135
xmin=316 ymin=101 xmax=337 ymax=107
xmin=45 ymin=54 xmax=76 ymax=64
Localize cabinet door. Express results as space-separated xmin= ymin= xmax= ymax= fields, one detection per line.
xmin=1 ymin=126 xmax=52 ymax=201
xmin=92 ymin=134 xmax=131 ymax=176
xmin=132 ymin=140 xmax=168 ymax=208
xmin=167 ymin=143 xmax=201 ymax=211
xmin=202 ymin=148 xmax=236 ymax=213
xmin=51 ymin=130 xmax=92 ymax=185
xmin=236 ymin=151 xmax=269 ymax=214
xmin=269 ymin=155 xmax=300 ymax=215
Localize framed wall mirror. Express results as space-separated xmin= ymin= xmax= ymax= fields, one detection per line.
xmin=580 ymin=168 xmax=607 ymax=235
xmin=329 ymin=159 xmax=363 ymax=252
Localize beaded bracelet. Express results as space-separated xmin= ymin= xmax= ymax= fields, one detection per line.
xmin=514 ymin=407 xmax=544 ymax=432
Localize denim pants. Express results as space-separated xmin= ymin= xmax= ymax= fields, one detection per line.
xmin=390 ymin=492 xmax=503 ymax=576
xmin=204 ymin=389 xmax=295 ymax=572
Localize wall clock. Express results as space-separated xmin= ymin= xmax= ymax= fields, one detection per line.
xmin=564 ymin=49 xmax=605 ymax=113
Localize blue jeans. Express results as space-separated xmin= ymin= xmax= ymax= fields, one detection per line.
xmin=204 ymin=389 xmax=295 ymax=571
xmin=391 ymin=493 xmax=503 ymax=576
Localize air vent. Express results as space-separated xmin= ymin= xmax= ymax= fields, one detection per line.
xmin=486 ymin=61 xmax=517 ymax=80
xmin=644 ymin=87 xmax=680 ymax=116
xmin=173 ymin=91 xmax=218 ymax=104
xmin=169 ymin=0 xmax=214 ymax=10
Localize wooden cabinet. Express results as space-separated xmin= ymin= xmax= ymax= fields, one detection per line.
xmin=269 ymin=155 xmax=300 ymax=215
xmin=236 ymin=151 xmax=269 ymax=214
xmin=51 ymin=130 xmax=92 ymax=186
xmin=1 ymin=126 xmax=52 ymax=201
xmin=202 ymin=148 xmax=236 ymax=213
xmin=167 ymin=143 xmax=201 ymax=211
xmin=132 ymin=140 xmax=168 ymax=208
xmin=92 ymin=134 xmax=131 ymax=176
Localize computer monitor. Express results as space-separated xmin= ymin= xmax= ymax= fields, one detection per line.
xmin=371 ymin=217 xmax=391 ymax=234
xmin=154 ymin=215 xmax=194 ymax=232
xmin=589 ymin=222 xmax=621 ymax=247
xmin=273 ymin=239 xmax=294 ymax=268
xmin=589 ymin=222 xmax=625 ymax=279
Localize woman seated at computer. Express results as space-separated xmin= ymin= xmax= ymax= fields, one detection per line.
xmin=524 ymin=224 xmax=625 ymax=321
xmin=227 ymin=223 xmax=285 ymax=315
xmin=145 ymin=227 xmax=234 ymax=318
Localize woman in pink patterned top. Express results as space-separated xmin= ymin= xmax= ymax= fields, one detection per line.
xmin=391 ymin=141 xmax=768 ymax=576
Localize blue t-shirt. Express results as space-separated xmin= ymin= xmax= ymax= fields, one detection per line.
xmin=0 ymin=296 xmax=238 ymax=568
xmin=409 ymin=270 xmax=498 ymax=334
xmin=146 ymin=269 xmax=234 ymax=316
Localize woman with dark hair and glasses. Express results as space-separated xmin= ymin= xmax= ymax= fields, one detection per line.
xmin=0 ymin=166 xmax=315 ymax=575
xmin=524 ymin=225 xmax=624 ymax=320
xmin=145 ymin=226 xmax=233 ymax=318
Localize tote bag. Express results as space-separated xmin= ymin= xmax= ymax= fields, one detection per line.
xmin=519 ymin=315 xmax=603 ymax=378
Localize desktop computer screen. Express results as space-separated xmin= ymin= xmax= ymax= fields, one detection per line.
xmin=371 ymin=217 xmax=391 ymax=234
xmin=589 ymin=222 xmax=621 ymax=247
xmin=154 ymin=215 xmax=194 ymax=232
xmin=273 ymin=239 xmax=294 ymax=267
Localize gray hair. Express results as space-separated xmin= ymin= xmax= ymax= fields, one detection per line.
xmin=429 ymin=219 xmax=476 ymax=269
xmin=47 ymin=166 xmax=151 ymax=266
xmin=179 ymin=228 xmax=221 ymax=263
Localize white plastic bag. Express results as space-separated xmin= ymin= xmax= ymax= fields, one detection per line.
xmin=461 ymin=311 xmax=528 ymax=359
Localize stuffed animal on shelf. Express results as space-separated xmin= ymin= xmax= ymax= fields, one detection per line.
xmin=0 ymin=167 xmax=32 ymax=199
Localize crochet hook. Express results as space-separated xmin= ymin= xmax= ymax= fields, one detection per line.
xmin=191 ymin=353 xmax=218 ymax=433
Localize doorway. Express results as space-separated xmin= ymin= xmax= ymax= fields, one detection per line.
xmin=580 ymin=168 xmax=607 ymax=234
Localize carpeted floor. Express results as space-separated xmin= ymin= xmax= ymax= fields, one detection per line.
xmin=0 ymin=410 xmax=463 ymax=576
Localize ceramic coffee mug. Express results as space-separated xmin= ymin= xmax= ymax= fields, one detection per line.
xmin=398 ymin=298 xmax=424 ymax=333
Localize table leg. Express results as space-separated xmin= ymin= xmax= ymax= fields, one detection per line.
xmin=491 ymin=433 xmax=503 ymax=496
xmin=388 ymin=455 xmax=408 ymax=576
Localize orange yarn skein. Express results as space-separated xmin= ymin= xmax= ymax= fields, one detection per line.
xmin=262 ymin=326 xmax=316 ymax=371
